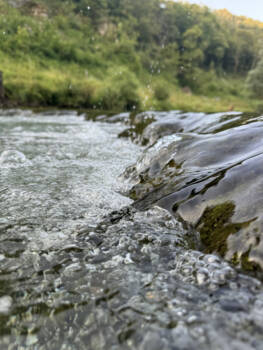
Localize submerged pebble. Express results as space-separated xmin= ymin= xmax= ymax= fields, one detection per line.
xmin=0 ymin=296 xmax=12 ymax=315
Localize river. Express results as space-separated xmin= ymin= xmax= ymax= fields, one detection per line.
xmin=1 ymin=109 xmax=263 ymax=349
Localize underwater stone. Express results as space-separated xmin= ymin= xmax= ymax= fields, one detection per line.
xmin=219 ymin=299 xmax=247 ymax=313
xmin=0 ymin=296 xmax=12 ymax=315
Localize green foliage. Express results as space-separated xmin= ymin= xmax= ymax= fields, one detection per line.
xmin=246 ymin=55 xmax=263 ymax=98
xmin=0 ymin=0 xmax=262 ymax=111
xmin=255 ymin=102 xmax=263 ymax=113
xmin=99 ymin=68 xmax=141 ymax=110
xmin=154 ymin=82 xmax=170 ymax=101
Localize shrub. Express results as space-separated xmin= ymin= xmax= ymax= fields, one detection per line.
xmin=154 ymin=82 xmax=170 ymax=101
xmin=246 ymin=57 xmax=263 ymax=99
xmin=99 ymin=80 xmax=141 ymax=111
xmin=98 ymin=68 xmax=141 ymax=111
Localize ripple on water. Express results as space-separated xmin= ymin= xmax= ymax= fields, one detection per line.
xmin=0 ymin=150 xmax=32 ymax=168
xmin=0 ymin=110 xmax=263 ymax=350
xmin=120 ymin=111 xmax=263 ymax=276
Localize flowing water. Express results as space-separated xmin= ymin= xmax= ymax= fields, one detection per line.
xmin=1 ymin=109 xmax=263 ymax=349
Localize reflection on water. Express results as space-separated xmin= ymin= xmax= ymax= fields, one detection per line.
xmin=1 ymin=110 xmax=263 ymax=349
xmin=120 ymin=110 xmax=263 ymax=275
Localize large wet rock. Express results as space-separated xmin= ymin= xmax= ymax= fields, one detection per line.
xmin=120 ymin=111 xmax=263 ymax=276
xmin=118 ymin=110 xmax=258 ymax=145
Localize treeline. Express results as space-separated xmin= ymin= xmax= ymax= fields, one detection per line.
xmin=0 ymin=0 xmax=263 ymax=110
xmin=70 ymin=0 xmax=263 ymax=83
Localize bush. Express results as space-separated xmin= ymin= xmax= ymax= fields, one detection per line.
xmin=154 ymin=82 xmax=170 ymax=101
xmin=119 ymin=80 xmax=141 ymax=110
xmin=99 ymin=68 xmax=141 ymax=111
xmin=99 ymin=80 xmax=141 ymax=111
xmin=246 ymin=57 xmax=263 ymax=98
xmin=256 ymin=102 xmax=263 ymax=113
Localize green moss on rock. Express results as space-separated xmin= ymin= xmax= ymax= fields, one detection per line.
xmin=197 ymin=202 xmax=250 ymax=257
xmin=240 ymin=248 xmax=261 ymax=273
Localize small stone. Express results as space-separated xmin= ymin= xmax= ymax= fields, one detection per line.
xmin=0 ymin=296 xmax=12 ymax=315
xmin=196 ymin=268 xmax=209 ymax=286
xmin=139 ymin=332 xmax=167 ymax=350
xmin=219 ymin=299 xmax=246 ymax=312
xmin=26 ymin=335 xmax=38 ymax=346
xmin=124 ymin=253 xmax=134 ymax=264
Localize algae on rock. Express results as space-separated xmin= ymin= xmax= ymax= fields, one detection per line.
xmin=119 ymin=111 xmax=263 ymax=276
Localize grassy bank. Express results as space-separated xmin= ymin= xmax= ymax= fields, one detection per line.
xmin=1 ymin=0 xmax=263 ymax=113
xmin=1 ymin=52 xmax=259 ymax=113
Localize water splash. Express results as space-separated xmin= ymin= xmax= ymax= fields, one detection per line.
xmin=0 ymin=109 xmax=263 ymax=350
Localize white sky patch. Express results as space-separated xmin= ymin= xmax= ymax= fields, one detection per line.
xmin=174 ymin=0 xmax=263 ymax=22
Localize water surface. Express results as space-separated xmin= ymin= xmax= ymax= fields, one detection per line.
xmin=1 ymin=109 xmax=263 ymax=350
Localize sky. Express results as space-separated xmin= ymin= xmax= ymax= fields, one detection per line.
xmin=177 ymin=0 xmax=263 ymax=22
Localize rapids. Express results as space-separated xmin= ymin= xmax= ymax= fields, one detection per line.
xmin=1 ymin=109 xmax=263 ymax=350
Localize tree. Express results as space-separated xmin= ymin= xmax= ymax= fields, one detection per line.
xmin=246 ymin=54 xmax=263 ymax=98
xmin=73 ymin=0 xmax=108 ymax=27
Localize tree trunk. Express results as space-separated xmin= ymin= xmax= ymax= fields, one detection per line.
xmin=0 ymin=71 xmax=4 ymax=100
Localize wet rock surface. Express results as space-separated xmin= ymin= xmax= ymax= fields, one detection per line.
xmin=1 ymin=109 xmax=263 ymax=349
xmin=120 ymin=111 xmax=263 ymax=275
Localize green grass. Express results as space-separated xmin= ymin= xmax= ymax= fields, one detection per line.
xmin=169 ymin=88 xmax=258 ymax=113
xmin=0 ymin=0 xmax=263 ymax=113
xmin=0 ymin=51 xmax=259 ymax=114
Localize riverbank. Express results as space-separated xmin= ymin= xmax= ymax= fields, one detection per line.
xmin=1 ymin=0 xmax=263 ymax=114
xmin=2 ymin=57 xmax=260 ymax=114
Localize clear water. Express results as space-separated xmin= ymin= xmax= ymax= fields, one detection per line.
xmin=0 ymin=110 xmax=140 ymax=348
xmin=1 ymin=110 xmax=263 ymax=350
